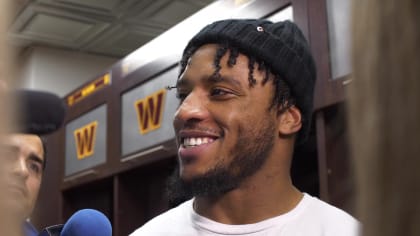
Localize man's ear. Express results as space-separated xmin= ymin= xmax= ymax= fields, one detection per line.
xmin=277 ymin=105 xmax=302 ymax=136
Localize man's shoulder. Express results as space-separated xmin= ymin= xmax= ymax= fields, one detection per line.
xmin=299 ymin=194 xmax=360 ymax=235
xmin=130 ymin=199 xmax=194 ymax=236
xmin=306 ymin=195 xmax=357 ymax=221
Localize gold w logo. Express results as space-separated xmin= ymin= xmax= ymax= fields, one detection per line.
xmin=135 ymin=89 xmax=166 ymax=134
xmin=73 ymin=121 xmax=98 ymax=159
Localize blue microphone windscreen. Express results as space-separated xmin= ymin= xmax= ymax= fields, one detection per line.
xmin=60 ymin=209 xmax=112 ymax=236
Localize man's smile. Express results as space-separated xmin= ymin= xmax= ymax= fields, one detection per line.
xmin=182 ymin=137 xmax=216 ymax=148
xmin=177 ymin=129 xmax=220 ymax=162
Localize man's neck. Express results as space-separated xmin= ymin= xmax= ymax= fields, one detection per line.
xmin=193 ymin=169 xmax=303 ymax=225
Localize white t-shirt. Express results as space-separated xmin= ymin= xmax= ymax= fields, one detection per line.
xmin=130 ymin=193 xmax=360 ymax=236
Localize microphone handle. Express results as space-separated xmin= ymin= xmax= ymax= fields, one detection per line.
xmin=38 ymin=224 xmax=63 ymax=236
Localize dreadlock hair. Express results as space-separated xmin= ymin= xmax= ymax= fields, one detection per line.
xmin=178 ymin=43 xmax=296 ymax=111
xmin=212 ymin=43 xmax=229 ymax=80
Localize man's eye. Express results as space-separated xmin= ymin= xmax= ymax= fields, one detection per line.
xmin=176 ymin=91 xmax=188 ymax=101
xmin=28 ymin=162 xmax=41 ymax=175
xmin=210 ymin=88 xmax=229 ymax=97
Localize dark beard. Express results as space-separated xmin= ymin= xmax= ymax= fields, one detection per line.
xmin=166 ymin=119 xmax=276 ymax=207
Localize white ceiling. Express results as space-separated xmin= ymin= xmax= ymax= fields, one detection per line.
xmin=9 ymin=0 xmax=215 ymax=58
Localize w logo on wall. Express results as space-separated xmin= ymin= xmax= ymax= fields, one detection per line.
xmin=135 ymin=89 xmax=166 ymax=134
xmin=73 ymin=121 xmax=98 ymax=159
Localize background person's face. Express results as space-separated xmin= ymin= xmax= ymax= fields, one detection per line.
xmin=172 ymin=44 xmax=278 ymax=195
xmin=0 ymin=134 xmax=44 ymax=219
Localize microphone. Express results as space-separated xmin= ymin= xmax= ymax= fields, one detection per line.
xmin=38 ymin=224 xmax=63 ymax=236
xmin=38 ymin=209 xmax=112 ymax=236
xmin=60 ymin=209 xmax=112 ymax=236
xmin=16 ymin=90 xmax=66 ymax=135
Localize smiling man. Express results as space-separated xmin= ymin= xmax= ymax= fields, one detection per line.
xmin=131 ymin=19 xmax=359 ymax=236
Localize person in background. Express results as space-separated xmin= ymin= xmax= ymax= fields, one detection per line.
xmin=349 ymin=0 xmax=420 ymax=236
xmin=0 ymin=88 xmax=65 ymax=236
xmin=131 ymin=19 xmax=359 ymax=235
xmin=0 ymin=134 xmax=46 ymax=236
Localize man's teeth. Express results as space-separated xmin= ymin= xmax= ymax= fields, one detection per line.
xmin=183 ymin=137 xmax=214 ymax=147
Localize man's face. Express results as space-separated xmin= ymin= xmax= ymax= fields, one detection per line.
xmin=0 ymin=134 xmax=44 ymax=219
xmin=172 ymin=44 xmax=278 ymax=196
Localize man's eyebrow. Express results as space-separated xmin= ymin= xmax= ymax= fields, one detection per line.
xmin=176 ymin=74 xmax=243 ymax=89
xmin=28 ymin=153 xmax=44 ymax=166
xmin=207 ymin=74 xmax=242 ymax=88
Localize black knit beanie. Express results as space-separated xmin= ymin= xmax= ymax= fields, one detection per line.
xmin=180 ymin=19 xmax=316 ymax=144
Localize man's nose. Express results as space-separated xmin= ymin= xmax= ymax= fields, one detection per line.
xmin=12 ymin=157 xmax=29 ymax=179
xmin=174 ymin=91 xmax=210 ymax=127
